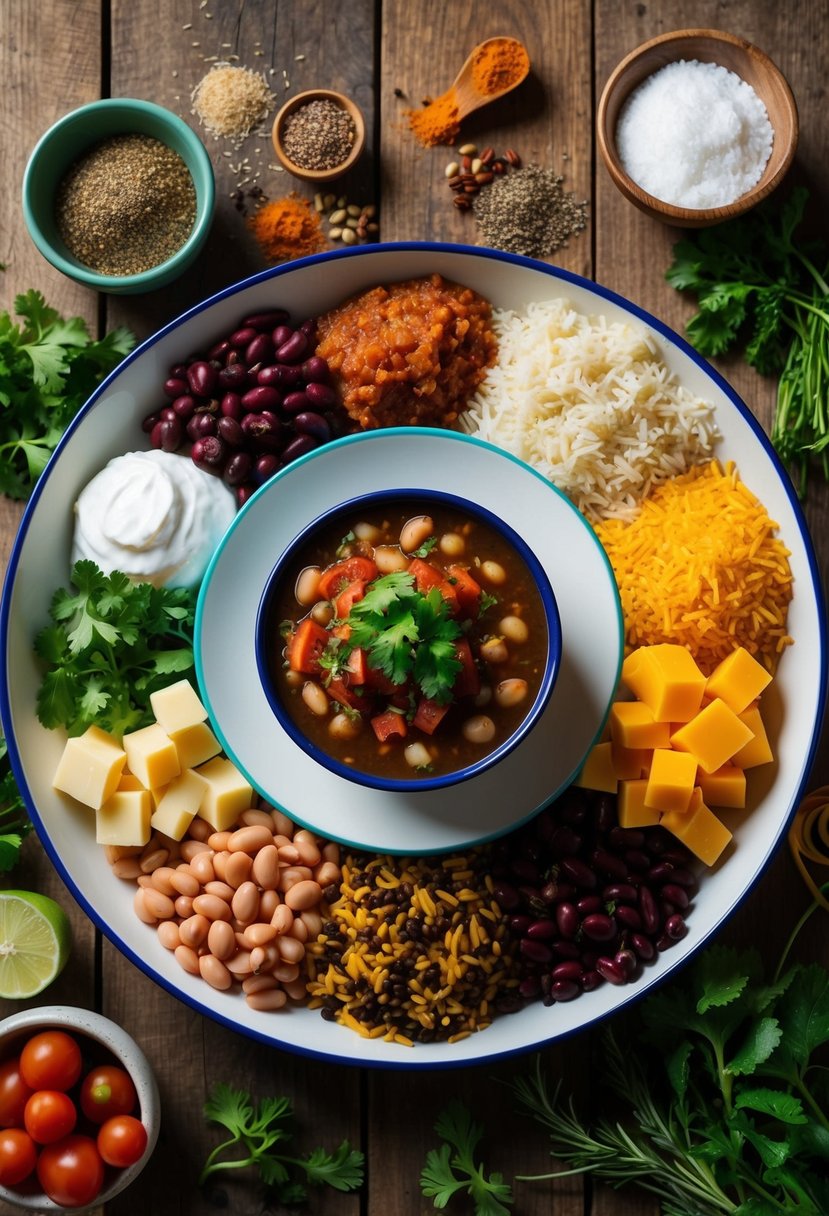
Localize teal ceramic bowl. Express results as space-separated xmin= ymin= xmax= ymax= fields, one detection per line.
xmin=22 ymin=98 xmax=215 ymax=295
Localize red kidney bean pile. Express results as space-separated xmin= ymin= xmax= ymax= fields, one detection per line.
xmin=141 ymin=309 xmax=354 ymax=505
xmin=489 ymin=785 xmax=697 ymax=1004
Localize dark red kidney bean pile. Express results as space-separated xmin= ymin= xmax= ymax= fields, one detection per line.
xmin=490 ymin=786 xmax=697 ymax=1006
xmin=141 ymin=309 xmax=354 ymax=506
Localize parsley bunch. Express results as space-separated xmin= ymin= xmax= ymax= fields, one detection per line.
xmin=421 ymin=1100 xmax=513 ymax=1215
xmin=200 ymin=1083 xmax=364 ymax=1203
xmin=35 ymin=560 xmax=197 ymax=739
xmin=510 ymin=918 xmax=829 ymax=1216
xmin=0 ymin=290 xmax=134 ymax=499
xmin=0 ymin=735 xmax=32 ymax=872
xmin=666 ymin=187 xmax=829 ymax=493
xmin=326 ymin=571 xmax=462 ymax=702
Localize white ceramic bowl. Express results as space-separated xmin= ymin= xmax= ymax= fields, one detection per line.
xmin=0 ymin=1006 xmax=160 ymax=1212
xmin=0 ymin=244 xmax=825 ymax=1070
xmin=197 ymin=435 xmax=619 ymax=852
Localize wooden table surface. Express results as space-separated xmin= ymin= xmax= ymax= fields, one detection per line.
xmin=1 ymin=2 xmax=827 ymax=1213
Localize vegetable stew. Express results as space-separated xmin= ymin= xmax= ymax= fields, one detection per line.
xmin=263 ymin=496 xmax=554 ymax=783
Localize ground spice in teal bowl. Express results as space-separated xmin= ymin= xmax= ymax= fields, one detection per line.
xmin=55 ymin=133 xmax=197 ymax=276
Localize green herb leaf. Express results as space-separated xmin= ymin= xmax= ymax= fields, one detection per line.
xmin=734 ymin=1087 xmax=808 ymax=1124
xmin=35 ymin=560 xmax=198 ymax=738
xmin=200 ymin=1083 xmax=364 ymax=1198
xmin=726 ymin=1016 xmax=783 ymax=1076
xmin=0 ymin=291 xmax=134 ymax=500
xmin=331 ymin=572 xmax=462 ymax=703
xmin=421 ymin=1101 xmax=513 ymax=1215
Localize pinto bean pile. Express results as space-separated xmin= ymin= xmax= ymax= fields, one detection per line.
xmin=106 ymin=805 xmax=338 ymax=1012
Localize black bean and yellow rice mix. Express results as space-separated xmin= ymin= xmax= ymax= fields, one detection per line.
xmin=306 ymin=850 xmax=521 ymax=1045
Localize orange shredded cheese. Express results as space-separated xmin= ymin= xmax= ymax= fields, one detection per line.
xmin=595 ymin=461 xmax=794 ymax=675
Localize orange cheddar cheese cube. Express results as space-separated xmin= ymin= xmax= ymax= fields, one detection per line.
xmin=644 ymin=748 xmax=697 ymax=813
xmin=609 ymin=701 xmax=671 ymax=750
xmin=733 ymin=705 xmax=774 ymax=768
xmin=662 ymin=795 xmax=732 ymax=866
xmin=618 ymin=779 xmax=661 ymax=828
xmin=670 ymin=698 xmax=755 ymax=774
xmin=696 ymin=764 xmax=747 ymax=808
xmin=621 ymin=645 xmax=706 ymax=723
xmin=611 ymin=740 xmax=651 ymax=780
xmin=574 ymin=742 xmax=618 ymax=793
xmin=705 ymin=647 xmax=772 ymax=715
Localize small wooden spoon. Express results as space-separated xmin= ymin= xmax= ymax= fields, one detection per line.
xmin=450 ymin=36 xmax=531 ymax=121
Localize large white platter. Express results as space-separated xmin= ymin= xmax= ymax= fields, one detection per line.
xmin=1 ymin=244 xmax=825 ymax=1070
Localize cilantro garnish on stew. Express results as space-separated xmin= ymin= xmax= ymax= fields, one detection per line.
xmin=329 ymin=572 xmax=462 ymax=703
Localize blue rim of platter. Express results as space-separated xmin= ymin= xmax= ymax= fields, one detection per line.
xmin=250 ymin=482 xmax=563 ymax=793
xmin=0 ymin=241 xmax=826 ymax=1072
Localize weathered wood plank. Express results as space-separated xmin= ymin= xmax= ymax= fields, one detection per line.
xmin=0 ymin=0 xmax=100 ymax=1036
xmin=380 ymin=0 xmax=592 ymax=278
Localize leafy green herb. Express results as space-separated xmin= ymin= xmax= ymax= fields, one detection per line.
xmin=478 ymin=590 xmax=499 ymax=617
xmin=509 ymin=898 xmax=829 ymax=1216
xmin=35 ymin=560 xmax=197 ymax=739
xmin=666 ymin=187 xmax=829 ymax=494
xmin=333 ymin=571 xmax=462 ymax=703
xmin=335 ymin=530 xmax=356 ymax=557
xmin=200 ymin=1082 xmax=364 ymax=1203
xmin=0 ymin=291 xmax=134 ymax=499
xmin=0 ymin=735 xmax=32 ymax=872
xmin=421 ymin=1100 xmax=513 ymax=1215
xmin=412 ymin=535 xmax=439 ymax=558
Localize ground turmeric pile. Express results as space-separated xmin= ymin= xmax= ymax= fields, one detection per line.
xmin=471 ymin=37 xmax=529 ymax=97
xmin=407 ymin=90 xmax=461 ymax=148
xmin=247 ymin=193 xmax=327 ymax=263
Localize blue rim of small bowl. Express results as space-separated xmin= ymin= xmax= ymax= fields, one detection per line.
xmin=253 ymin=486 xmax=562 ymax=793
xmin=0 ymin=241 xmax=825 ymax=1072
xmin=21 ymin=98 xmax=215 ymax=291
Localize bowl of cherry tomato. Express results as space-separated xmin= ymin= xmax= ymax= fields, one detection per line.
xmin=0 ymin=1006 xmax=159 ymax=1212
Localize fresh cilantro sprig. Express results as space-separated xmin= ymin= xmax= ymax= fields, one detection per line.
xmin=0 ymin=290 xmax=134 ymax=499
xmin=666 ymin=187 xmax=829 ymax=494
xmin=34 ymin=560 xmax=197 ymax=739
xmin=421 ymin=1100 xmax=513 ymax=1215
xmin=509 ymin=905 xmax=829 ymax=1216
xmin=0 ymin=735 xmax=32 ymax=872
xmin=200 ymin=1082 xmax=364 ymax=1204
xmin=334 ymin=571 xmax=462 ymax=703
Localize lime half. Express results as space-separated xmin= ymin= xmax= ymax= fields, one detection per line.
xmin=0 ymin=891 xmax=71 ymax=999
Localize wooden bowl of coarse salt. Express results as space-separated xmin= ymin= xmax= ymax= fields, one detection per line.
xmin=597 ymin=28 xmax=798 ymax=227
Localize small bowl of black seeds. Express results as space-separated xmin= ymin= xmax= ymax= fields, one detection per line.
xmin=23 ymin=98 xmax=215 ymax=294
xmin=272 ymin=88 xmax=365 ymax=183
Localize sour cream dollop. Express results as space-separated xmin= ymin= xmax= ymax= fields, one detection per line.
xmin=72 ymin=450 xmax=236 ymax=588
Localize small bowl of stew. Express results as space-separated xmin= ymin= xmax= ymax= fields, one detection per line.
xmin=255 ymin=490 xmax=561 ymax=792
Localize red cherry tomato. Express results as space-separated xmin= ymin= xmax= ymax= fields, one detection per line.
xmin=97 ymin=1114 xmax=148 ymax=1168
xmin=24 ymin=1089 xmax=78 ymax=1145
xmin=36 ymin=1134 xmax=105 ymax=1208
xmin=0 ymin=1057 xmax=34 ymax=1128
xmin=0 ymin=1127 xmax=38 ymax=1186
xmin=79 ymin=1064 xmax=137 ymax=1123
xmin=19 ymin=1031 xmax=82 ymax=1093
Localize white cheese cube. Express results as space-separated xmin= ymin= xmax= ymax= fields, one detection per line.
xmin=150 ymin=769 xmax=208 ymax=841
xmin=150 ymin=679 xmax=208 ymax=734
xmin=122 ymin=723 xmax=180 ymax=790
xmin=52 ymin=726 xmax=126 ymax=810
xmin=117 ymin=773 xmax=145 ymax=792
xmin=195 ymin=757 xmax=253 ymax=831
xmin=169 ymin=721 xmax=221 ymax=770
xmin=96 ymin=789 xmax=152 ymax=846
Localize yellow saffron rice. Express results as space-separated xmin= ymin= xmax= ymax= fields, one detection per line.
xmin=306 ymin=851 xmax=521 ymax=1044
xmin=595 ymin=460 xmax=794 ymax=674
